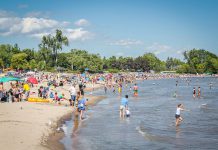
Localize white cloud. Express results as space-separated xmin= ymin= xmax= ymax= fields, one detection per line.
xmin=25 ymin=11 xmax=51 ymax=18
xmin=30 ymin=32 xmax=50 ymax=38
xmin=64 ymin=28 xmax=93 ymax=41
xmin=21 ymin=17 xmax=59 ymax=33
xmin=110 ymin=39 xmax=143 ymax=47
xmin=115 ymin=52 xmax=124 ymax=57
xmin=75 ymin=19 xmax=90 ymax=26
xmin=0 ymin=11 xmax=93 ymax=42
xmin=177 ymin=50 xmax=182 ymax=54
xmin=145 ymin=42 xmax=171 ymax=55
xmin=0 ymin=17 xmax=61 ymax=36
xmin=0 ymin=10 xmax=15 ymax=17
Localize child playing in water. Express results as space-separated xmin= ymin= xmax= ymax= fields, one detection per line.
xmin=126 ymin=108 xmax=130 ymax=117
xmin=175 ymin=104 xmax=185 ymax=126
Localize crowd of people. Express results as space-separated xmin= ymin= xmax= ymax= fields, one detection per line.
xmin=0 ymin=71 xmax=216 ymax=123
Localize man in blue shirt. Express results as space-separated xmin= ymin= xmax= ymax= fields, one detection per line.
xmin=120 ymin=95 xmax=128 ymax=118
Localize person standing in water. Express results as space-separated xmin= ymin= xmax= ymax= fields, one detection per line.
xmin=193 ymin=87 xmax=196 ymax=98
xmin=209 ymin=82 xmax=212 ymax=89
xmin=175 ymin=104 xmax=185 ymax=126
xmin=104 ymin=84 xmax=107 ymax=94
xmin=112 ymin=85 xmax=116 ymax=94
xmin=120 ymin=95 xmax=128 ymax=118
xmin=133 ymin=84 xmax=138 ymax=96
xmin=77 ymin=95 xmax=87 ymax=120
xmin=197 ymin=87 xmax=201 ymax=98
xmin=69 ymin=84 xmax=76 ymax=106
xmin=118 ymin=84 xmax=122 ymax=95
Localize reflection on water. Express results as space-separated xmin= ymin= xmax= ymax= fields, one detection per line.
xmin=61 ymin=77 xmax=218 ymax=150
xmin=72 ymin=114 xmax=79 ymax=136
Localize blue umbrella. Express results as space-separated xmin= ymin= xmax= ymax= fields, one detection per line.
xmin=0 ymin=77 xmax=23 ymax=83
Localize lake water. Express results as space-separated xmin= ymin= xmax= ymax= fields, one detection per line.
xmin=60 ymin=77 xmax=218 ymax=150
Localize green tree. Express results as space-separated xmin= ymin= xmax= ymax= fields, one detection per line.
xmin=0 ymin=44 xmax=14 ymax=68
xmin=37 ymin=61 xmax=46 ymax=70
xmin=57 ymin=53 xmax=71 ymax=69
xmin=177 ymin=64 xmax=191 ymax=73
xmin=67 ymin=49 xmax=103 ymax=72
xmin=11 ymin=53 xmax=28 ymax=69
xmin=38 ymin=35 xmax=53 ymax=68
xmin=184 ymin=49 xmax=218 ymax=73
xmin=0 ymin=58 xmax=4 ymax=69
xmin=55 ymin=29 xmax=69 ymax=67
xmin=166 ymin=57 xmax=184 ymax=70
xmin=39 ymin=29 xmax=69 ymax=68
xmin=22 ymin=49 xmax=35 ymax=61
xmin=29 ymin=59 xmax=37 ymax=70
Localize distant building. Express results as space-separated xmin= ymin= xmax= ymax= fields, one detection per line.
xmin=160 ymin=71 xmax=177 ymax=74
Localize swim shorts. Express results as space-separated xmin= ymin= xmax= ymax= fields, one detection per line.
xmin=175 ymin=114 xmax=180 ymax=118
xmin=120 ymin=105 xmax=125 ymax=110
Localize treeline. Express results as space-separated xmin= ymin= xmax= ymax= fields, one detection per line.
xmin=0 ymin=29 xmax=217 ymax=74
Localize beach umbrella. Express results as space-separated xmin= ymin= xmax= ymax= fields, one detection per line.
xmin=27 ymin=77 xmax=38 ymax=84
xmin=0 ymin=77 xmax=23 ymax=83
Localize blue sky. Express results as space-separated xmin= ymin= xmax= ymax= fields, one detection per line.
xmin=0 ymin=0 xmax=218 ymax=60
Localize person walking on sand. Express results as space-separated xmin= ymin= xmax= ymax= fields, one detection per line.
xmin=175 ymin=104 xmax=185 ymax=126
xmin=120 ymin=95 xmax=129 ymax=118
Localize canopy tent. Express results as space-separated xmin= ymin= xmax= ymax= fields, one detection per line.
xmin=0 ymin=77 xmax=23 ymax=83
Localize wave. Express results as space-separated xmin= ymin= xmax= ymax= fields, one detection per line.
xmin=136 ymin=124 xmax=183 ymax=145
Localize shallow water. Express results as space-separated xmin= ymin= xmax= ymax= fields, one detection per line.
xmin=61 ymin=77 xmax=218 ymax=150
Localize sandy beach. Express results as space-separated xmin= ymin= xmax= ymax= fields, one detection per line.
xmin=0 ymin=94 xmax=105 ymax=150
xmin=0 ymin=76 xmax=105 ymax=150
xmin=0 ymin=102 xmax=72 ymax=150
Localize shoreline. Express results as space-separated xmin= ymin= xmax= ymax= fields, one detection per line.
xmin=44 ymin=112 xmax=73 ymax=150
xmin=44 ymin=94 xmax=106 ymax=150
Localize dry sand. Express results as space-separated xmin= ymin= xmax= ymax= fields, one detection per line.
xmin=0 ymin=102 xmax=73 ymax=150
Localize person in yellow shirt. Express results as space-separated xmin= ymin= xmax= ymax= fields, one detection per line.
xmin=23 ymin=83 xmax=30 ymax=100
